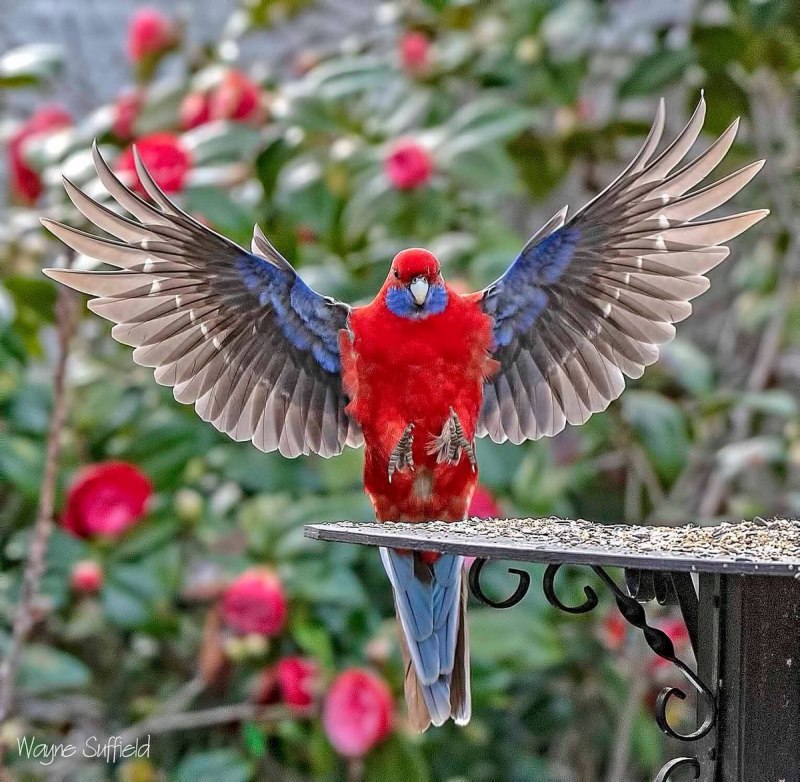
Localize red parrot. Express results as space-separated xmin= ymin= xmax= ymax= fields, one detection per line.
xmin=43 ymin=96 xmax=767 ymax=730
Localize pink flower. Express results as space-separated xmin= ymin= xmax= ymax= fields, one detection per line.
xmin=469 ymin=486 xmax=501 ymax=519
xmin=127 ymin=8 xmax=177 ymax=64
xmin=116 ymin=133 xmax=192 ymax=195
xmin=209 ymin=71 xmax=264 ymax=123
xmin=296 ymin=225 xmax=317 ymax=245
xmin=112 ymin=91 xmax=142 ymax=140
xmin=62 ymin=462 xmax=152 ymax=539
xmin=400 ymin=32 xmax=430 ymax=73
xmin=323 ymin=669 xmax=393 ymax=757
xmin=8 ymin=106 xmax=72 ymax=204
xmin=222 ymin=568 xmax=287 ymax=636
xmin=179 ymin=92 xmax=212 ymax=130
xmin=576 ymin=98 xmax=594 ymax=122
xmin=71 ymin=560 xmax=103 ymax=593
xmin=385 ymin=140 xmax=433 ymax=190
xmin=276 ymin=656 xmax=320 ymax=711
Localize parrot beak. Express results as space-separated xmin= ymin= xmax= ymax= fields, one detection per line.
xmin=409 ymin=276 xmax=429 ymax=307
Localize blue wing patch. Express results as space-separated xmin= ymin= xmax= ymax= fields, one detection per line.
xmin=485 ymin=226 xmax=580 ymax=347
xmin=236 ymin=253 xmax=343 ymax=373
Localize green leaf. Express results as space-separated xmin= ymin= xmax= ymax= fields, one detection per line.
xmin=447 ymin=146 xmax=518 ymax=191
xmin=0 ymin=434 xmax=45 ymax=499
xmin=174 ymin=750 xmax=253 ymax=782
xmin=112 ymin=517 xmax=183 ymax=561
xmin=120 ymin=415 xmax=217 ymax=488
xmin=289 ymin=612 xmax=335 ymax=669
xmin=443 ymin=99 xmax=533 ymax=156
xmin=287 ymin=562 xmax=367 ymax=608
xmin=132 ymin=82 xmax=184 ymax=136
xmin=622 ymin=392 xmax=689 ymax=483
xmin=184 ymin=122 xmax=262 ymax=166
xmin=6 ymin=382 xmax=52 ymax=435
xmin=242 ymin=722 xmax=267 ymax=759
xmin=509 ymin=133 xmax=571 ymax=200
xmin=658 ymin=340 xmax=714 ymax=395
xmin=364 ymin=734 xmax=429 ymax=782
xmin=470 ymin=607 xmax=563 ymax=668
xmin=182 ymin=187 xmax=256 ymax=244
xmin=619 ymin=48 xmax=695 ymax=98
xmin=305 ymin=56 xmax=394 ymax=100
xmin=102 ymin=582 xmax=150 ymax=629
xmin=103 ymin=545 xmax=181 ymax=629
xmin=255 ymin=137 xmax=293 ymax=199
xmin=738 ymin=390 xmax=798 ymax=418
xmin=275 ymin=158 xmax=338 ymax=235
xmin=630 ymin=706 xmax=664 ymax=771
xmin=0 ymin=44 xmax=63 ymax=87
xmin=16 ymin=644 xmax=91 ymax=695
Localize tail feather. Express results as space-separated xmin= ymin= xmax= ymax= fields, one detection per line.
xmin=450 ymin=570 xmax=471 ymax=725
xmin=381 ymin=548 xmax=471 ymax=730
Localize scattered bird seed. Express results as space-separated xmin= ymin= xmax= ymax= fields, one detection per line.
xmin=311 ymin=517 xmax=800 ymax=571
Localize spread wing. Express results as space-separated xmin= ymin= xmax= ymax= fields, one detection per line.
xmin=478 ymin=95 xmax=768 ymax=443
xmin=43 ymin=143 xmax=362 ymax=458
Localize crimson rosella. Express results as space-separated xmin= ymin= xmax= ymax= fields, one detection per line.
xmin=43 ymin=96 xmax=767 ymax=730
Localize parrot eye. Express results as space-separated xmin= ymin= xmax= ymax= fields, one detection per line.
xmin=393 ymin=270 xmax=400 ymax=279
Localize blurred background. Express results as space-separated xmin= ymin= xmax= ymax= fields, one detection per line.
xmin=0 ymin=0 xmax=796 ymax=779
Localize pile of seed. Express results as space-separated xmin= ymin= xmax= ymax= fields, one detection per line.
xmin=318 ymin=517 xmax=800 ymax=565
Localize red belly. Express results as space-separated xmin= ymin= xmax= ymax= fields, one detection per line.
xmin=343 ymin=294 xmax=493 ymax=523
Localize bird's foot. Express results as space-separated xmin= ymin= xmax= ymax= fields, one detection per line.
xmin=388 ymin=423 xmax=415 ymax=483
xmin=427 ymin=407 xmax=476 ymax=471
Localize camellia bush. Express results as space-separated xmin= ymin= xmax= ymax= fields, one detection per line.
xmin=1 ymin=1 xmax=797 ymax=780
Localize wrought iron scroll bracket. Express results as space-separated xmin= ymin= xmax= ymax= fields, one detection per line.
xmin=467 ymin=559 xmax=717 ymax=782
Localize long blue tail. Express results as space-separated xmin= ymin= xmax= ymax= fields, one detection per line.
xmin=380 ymin=548 xmax=470 ymax=729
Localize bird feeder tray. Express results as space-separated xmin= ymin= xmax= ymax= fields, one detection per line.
xmin=305 ymin=517 xmax=800 ymax=782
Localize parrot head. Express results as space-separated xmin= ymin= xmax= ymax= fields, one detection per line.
xmin=385 ymin=248 xmax=448 ymax=319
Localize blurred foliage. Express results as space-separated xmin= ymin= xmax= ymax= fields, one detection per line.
xmin=0 ymin=0 xmax=796 ymax=779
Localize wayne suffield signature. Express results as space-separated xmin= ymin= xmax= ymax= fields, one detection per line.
xmin=17 ymin=735 xmax=151 ymax=765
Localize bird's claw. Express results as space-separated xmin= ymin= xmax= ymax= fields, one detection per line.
xmin=427 ymin=407 xmax=476 ymax=471
xmin=388 ymin=423 xmax=415 ymax=483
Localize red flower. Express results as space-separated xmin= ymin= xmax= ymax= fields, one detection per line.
xmin=180 ymin=92 xmax=212 ymax=130
xmin=8 ymin=106 xmax=72 ymax=204
xmin=62 ymin=462 xmax=152 ymax=539
xmin=209 ymin=71 xmax=264 ymax=123
xmin=127 ymin=8 xmax=176 ymax=63
xmin=116 ymin=133 xmax=192 ymax=195
xmin=400 ymin=32 xmax=430 ymax=73
xmin=112 ymin=91 xmax=142 ymax=140
xmin=469 ymin=486 xmax=501 ymax=519
xmin=276 ymin=656 xmax=320 ymax=711
xmin=222 ymin=568 xmax=287 ymax=636
xmin=323 ymin=669 xmax=393 ymax=757
xmin=599 ymin=612 xmax=627 ymax=651
xmin=385 ymin=140 xmax=433 ymax=190
xmin=71 ymin=560 xmax=103 ymax=593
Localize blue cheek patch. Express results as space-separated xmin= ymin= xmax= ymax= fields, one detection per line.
xmin=386 ymin=283 xmax=448 ymax=320
xmin=425 ymin=283 xmax=448 ymax=315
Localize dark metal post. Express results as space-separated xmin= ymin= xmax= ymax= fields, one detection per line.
xmin=712 ymin=574 xmax=800 ymax=781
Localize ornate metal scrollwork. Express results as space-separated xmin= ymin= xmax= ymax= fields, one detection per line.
xmin=468 ymin=558 xmax=715 ymax=782
xmin=543 ymin=563 xmax=715 ymax=742
xmin=653 ymin=756 xmax=700 ymax=782
xmin=542 ymin=564 xmax=598 ymax=613
xmin=467 ymin=557 xmax=531 ymax=608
